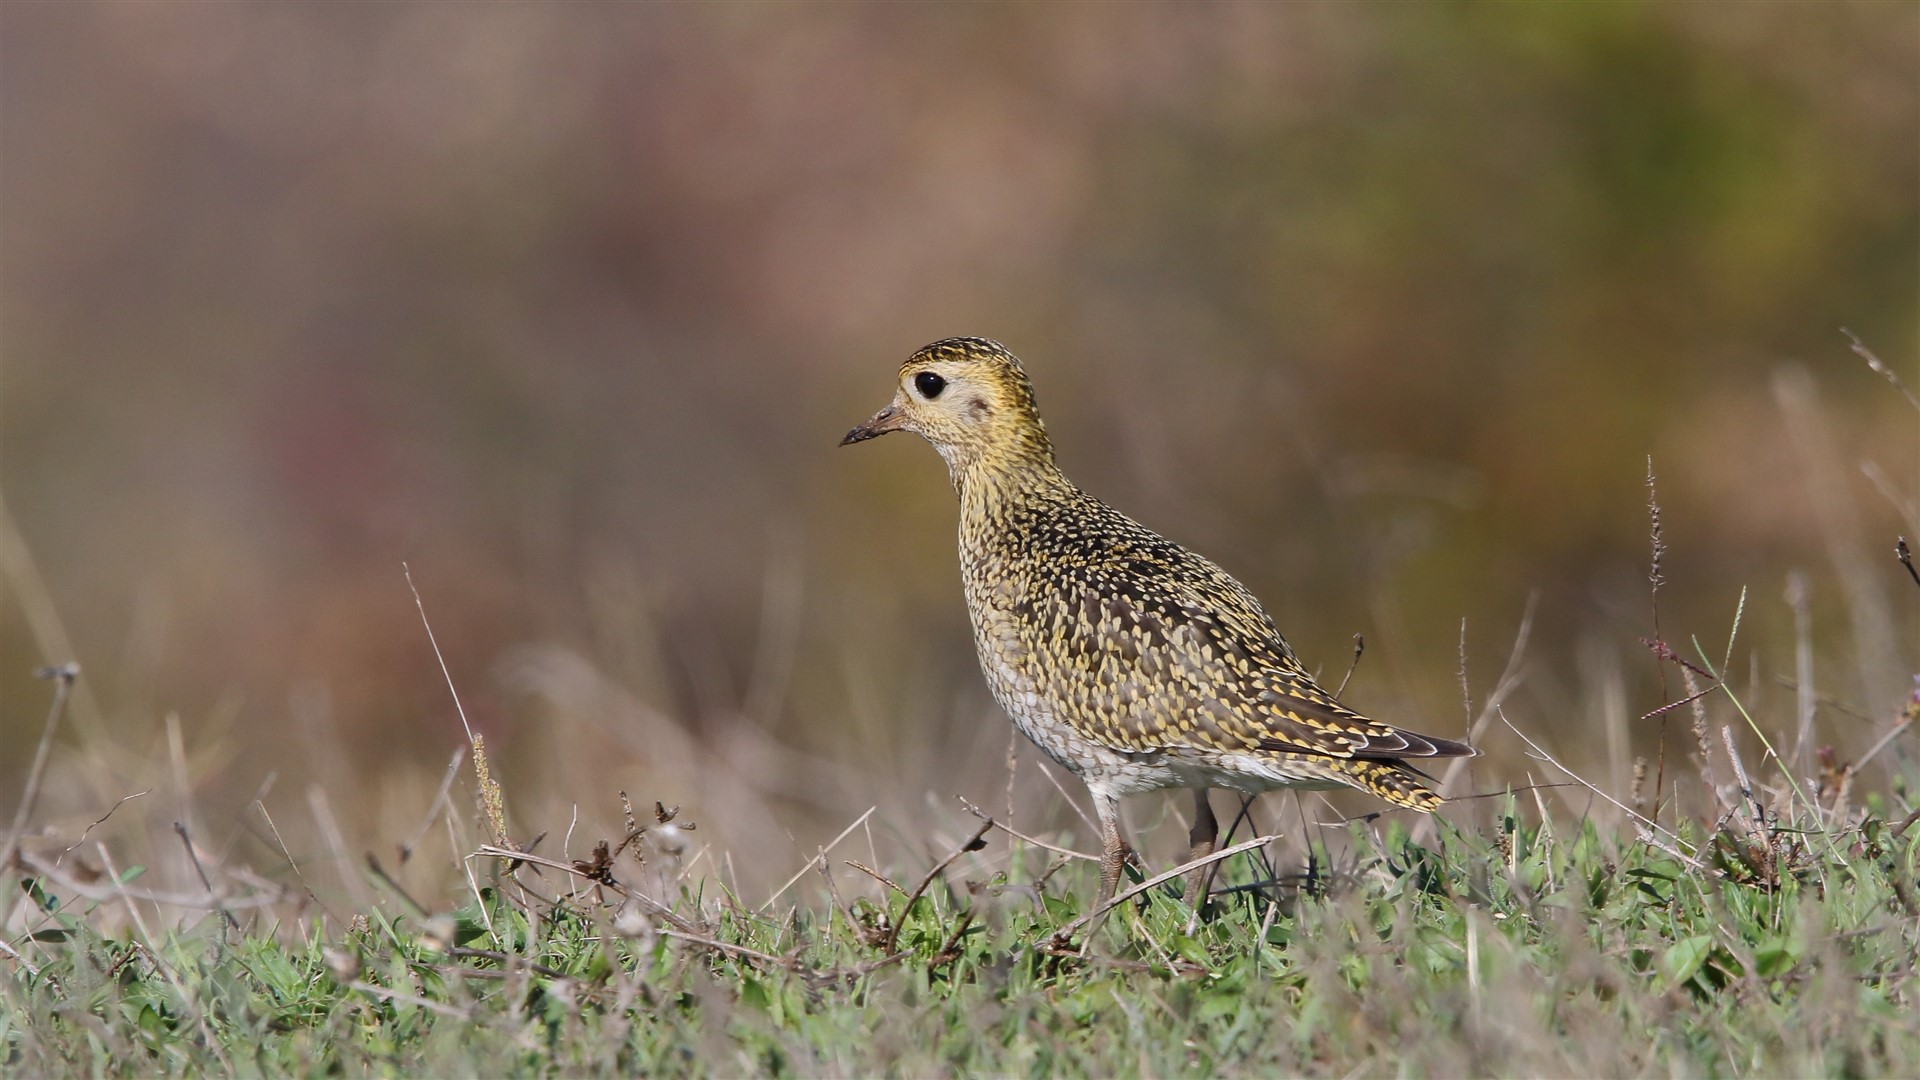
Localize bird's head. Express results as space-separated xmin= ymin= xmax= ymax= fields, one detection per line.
xmin=840 ymin=337 xmax=1055 ymax=477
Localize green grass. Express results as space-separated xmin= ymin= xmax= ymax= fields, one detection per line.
xmin=6 ymin=792 xmax=1919 ymax=1077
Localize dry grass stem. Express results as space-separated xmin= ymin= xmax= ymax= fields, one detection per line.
xmin=1647 ymin=456 xmax=1672 ymax=816
xmin=1843 ymin=327 xmax=1920 ymax=414
xmin=16 ymin=849 xmax=284 ymax=911
xmin=1054 ymin=833 xmax=1280 ymax=953
xmin=760 ymin=806 xmax=877 ymax=911
xmin=960 ymin=797 xmax=1100 ymax=862
xmin=404 ymin=563 xmax=510 ymax=848
xmin=400 ymin=746 xmax=469 ymax=864
xmin=1498 ymin=710 xmax=1699 ymax=864
xmin=172 ymin=821 xmax=239 ymax=932
xmin=843 ymin=860 xmax=907 ymax=896
xmin=2 ymin=664 xmax=78 ymax=872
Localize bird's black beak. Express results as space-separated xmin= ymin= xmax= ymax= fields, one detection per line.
xmin=840 ymin=402 xmax=906 ymax=446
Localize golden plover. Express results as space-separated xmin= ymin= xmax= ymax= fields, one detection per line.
xmin=842 ymin=337 xmax=1475 ymax=907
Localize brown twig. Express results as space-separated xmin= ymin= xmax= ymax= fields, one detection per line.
xmin=959 ymin=797 xmax=1099 ymax=862
xmin=1029 ymin=758 xmax=1097 ymax=834
xmin=62 ymin=789 xmax=151 ymax=859
xmin=173 ymin=822 xmax=239 ymax=932
xmin=350 ymin=979 xmax=476 ymax=1021
xmin=843 ymin=860 xmax=908 ymax=897
xmin=255 ymin=800 xmax=329 ymax=919
xmin=1032 ymin=941 xmax=1207 ymax=976
xmin=364 ymin=854 xmax=430 ymax=916
xmin=882 ymin=818 xmax=993 ymax=954
xmin=1638 ymin=683 xmax=1722 ymax=723
xmin=1430 ymin=592 xmax=1537 ymax=798
xmin=2 ymin=664 xmax=78 ymax=872
xmin=1335 ymin=633 xmax=1364 ymax=700
xmin=468 ymin=843 xmax=701 ymax=933
xmin=1852 ymin=700 xmax=1916 ymax=775
xmin=929 ymin=909 xmax=976 ymax=970
xmin=1898 ymin=538 xmax=1920 ymax=591
xmin=1032 ymin=855 xmax=1073 ymax=892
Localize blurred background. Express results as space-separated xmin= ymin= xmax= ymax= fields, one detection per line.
xmin=3 ymin=3 xmax=1916 ymax=903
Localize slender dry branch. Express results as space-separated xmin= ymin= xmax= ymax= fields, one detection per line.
xmin=843 ymin=860 xmax=907 ymax=896
xmin=468 ymin=843 xmax=701 ymax=933
xmin=61 ymin=789 xmax=151 ymax=859
xmin=1853 ymin=706 xmax=1916 ymax=775
xmin=760 ymin=806 xmax=877 ymax=912
xmin=1029 ymin=758 xmax=1097 ymax=834
xmin=365 ymin=854 xmax=429 ymax=917
xmin=882 ymin=817 xmax=994 ymax=954
xmin=445 ymin=946 xmax=572 ymax=981
xmin=0 ymin=935 xmax=40 ymax=978
xmin=959 ymin=797 xmax=1099 ymax=862
xmin=1335 ymin=633 xmax=1364 ymax=700
xmin=2 ymin=664 xmax=78 ymax=872
xmin=173 ymin=822 xmax=239 ymax=931
xmin=657 ymin=925 xmax=908 ymax=984
xmin=1898 ymin=537 xmax=1920 ymax=591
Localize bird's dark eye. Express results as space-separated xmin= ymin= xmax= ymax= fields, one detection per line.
xmin=914 ymin=372 xmax=947 ymax=399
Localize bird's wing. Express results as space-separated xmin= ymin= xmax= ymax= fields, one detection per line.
xmin=1031 ymin=513 xmax=1471 ymax=762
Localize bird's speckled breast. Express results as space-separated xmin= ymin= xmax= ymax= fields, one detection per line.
xmin=958 ymin=511 xmax=1157 ymax=786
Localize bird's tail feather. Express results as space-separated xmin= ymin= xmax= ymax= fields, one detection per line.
xmin=1332 ymin=759 xmax=1446 ymax=812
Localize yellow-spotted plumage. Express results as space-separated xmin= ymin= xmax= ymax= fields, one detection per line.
xmin=843 ymin=337 xmax=1475 ymax=905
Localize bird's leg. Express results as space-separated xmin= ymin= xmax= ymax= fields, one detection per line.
xmin=1182 ymin=788 xmax=1219 ymax=910
xmin=1093 ymin=789 xmax=1130 ymax=909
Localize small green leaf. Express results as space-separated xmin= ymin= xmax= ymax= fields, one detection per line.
xmin=1626 ymin=865 xmax=1680 ymax=882
xmin=1753 ymin=938 xmax=1801 ymax=979
xmin=22 ymin=878 xmax=59 ymax=912
xmin=739 ymin=973 xmax=772 ymax=1011
xmin=1660 ymin=935 xmax=1714 ymax=989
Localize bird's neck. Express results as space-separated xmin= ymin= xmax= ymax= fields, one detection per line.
xmin=952 ymin=449 xmax=1074 ymax=514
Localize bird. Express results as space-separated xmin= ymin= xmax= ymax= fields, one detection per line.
xmin=841 ymin=337 xmax=1476 ymax=910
